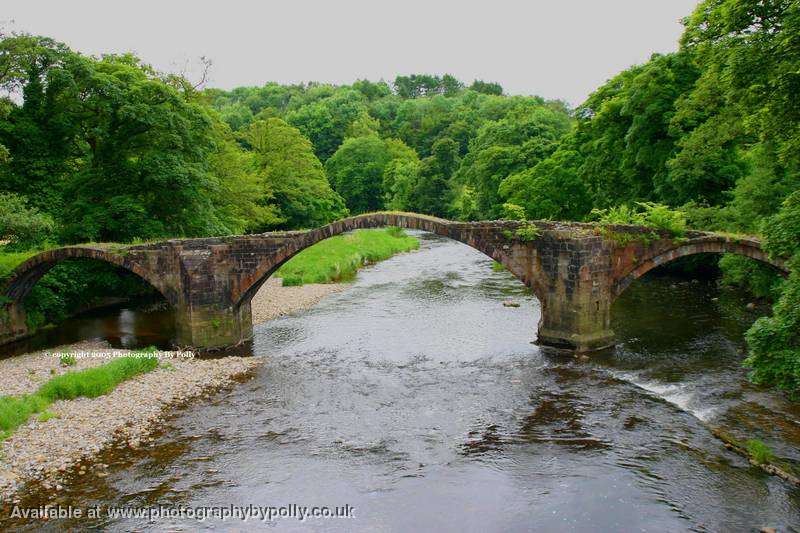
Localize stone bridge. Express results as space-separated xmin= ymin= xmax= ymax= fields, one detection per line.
xmin=0 ymin=212 xmax=789 ymax=352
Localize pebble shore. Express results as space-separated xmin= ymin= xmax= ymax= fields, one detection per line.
xmin=0 ymin=278 xmax=345 ymax=501
xmin=249 ymin=277 xmax=348 ymax=324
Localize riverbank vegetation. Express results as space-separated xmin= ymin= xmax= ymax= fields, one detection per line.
xmin=0 ymin=352 xmax=158 ymax=440
xmin=276 ymin=228 xmax=419 ymax=286
xmin=0 ymin=0 xmax=798 ymax=393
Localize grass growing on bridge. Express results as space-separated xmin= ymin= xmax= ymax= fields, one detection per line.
xmin=0 ymin=250 xmax=40 ymax=281
xmin=0 ymin=351 xmax=159 ymax=440
xmin=276 ymin=227 xmax=419 ymax=286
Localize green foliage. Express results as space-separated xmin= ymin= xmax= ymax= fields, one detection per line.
xmin=202 ymin=77 xmax=572 ymax=221
xmin=492 ymin=261 xmax=506 ymax=272
xmin=22 ymin=258 xmax=158 ymax=331
xmin=393 ymin=74 xmax=464 ymax=98
xmin=0 ymin=249 xmax=40 ymax=281
xmin=285 ymin=88 xmax=367 ymax=161
xmin=451 ymin=185 xmax=481 ymax=221
xmin=276 ymin=228 xmax=419 ymax=286
xmin=719 ymin=255 xmax=783 ymax=299
xmin=743 ymin=192 xmax=800 ymax=396
xmin=502 ymin=203 xmax=526 ymax=222
xmin=62 ymin=57 xmax=224 ymax=242
xmin=36 ymin=410 xmax=60 ymax=423
xmin=37 ymin=353 xmax=158 ymax=401
xmin=411 ymin=138 xmax=460 ymax=217
xmin=206 ymin=122 xmax=282 ymax=233
xmin=455 ymin=108 xmax=570 ymax=219
xmin=760 ymin=190 xmax=800 ymax=261
xmin=499 ymin=140 xmax=592 ymax=221
xmin=0 ymin=192 xmax=54 ymax=250
xmin=515 ymin=225 xmax=541 ymax=241
xmin=325 ymin=135 xmax=393 ymax=213
xmin=469 ymin=80 xmax=503 ymax=96
xmin=0 ymin=351 xmax=158 ymax=439
xmin=501 ymin=203 xmax=541 ymax=241
xmin=383 ymin=159 xmax=421 ymax=211
xmin=244 ymin=118 xmax=349 ymax=229
xmin=591 ymin=202 xmax=687 ymax=237
xmin=59 ymin=351 xmax=77 ymax=367
xmin=0 ymin=34 xmax=302 ymax=243
xmin=745 ymin=439 xmax=774 ymax=465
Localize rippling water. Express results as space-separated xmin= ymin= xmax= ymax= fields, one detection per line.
xmin=3 ymin=232 xmax=800 ymax=532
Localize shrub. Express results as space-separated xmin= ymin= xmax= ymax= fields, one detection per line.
xmin=0 ymin=193 xmax=54 ymax=250
xmin=719 ymin=255 xmax=784 ymax=299
xmin=744 ymin=273 xmax=800 ymax=396
xmin=502 ymin=203 xmax=527 ymax=222
xmin=501 ymin=203 xmax=541 ymax=241
xmin=591 ymin=202 xmax=687 ymax=237
xmin=743 ymin=192 xmax=800 ymax=397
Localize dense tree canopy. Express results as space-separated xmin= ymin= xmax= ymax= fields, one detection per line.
xmin=244 ymin=118 xmax=348 ymax=229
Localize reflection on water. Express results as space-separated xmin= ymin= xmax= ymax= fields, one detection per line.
xmin=2 ymin=232 xmax=799 ymax=532
xmin=0 ymin=299 xmax=175 ymax=359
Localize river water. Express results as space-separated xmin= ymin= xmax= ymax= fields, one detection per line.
xmin=3 ymin=232 xmax=800 ymax=532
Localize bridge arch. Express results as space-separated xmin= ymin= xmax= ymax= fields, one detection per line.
xmin=1 ymin=247 xmax=174 ymax=307
xmin=612 ymin=236 xmax=789 ymax=297
xmin=234 ymin=212 xmax=538 ymax=311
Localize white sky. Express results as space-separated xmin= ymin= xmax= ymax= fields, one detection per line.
xmin=3 ymin=0 xmax=700 ymax=106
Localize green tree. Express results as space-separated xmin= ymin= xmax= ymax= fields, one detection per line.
xmin=0 ymin=192 xmax=54 ymax=249
xmin=678 ymin=0 xmax=800 ymax=222
xmin=411 ymin=137 xmax=460 ymax=217
xmin=286 ymin=88 xmax=367 ymax=161
xmin=393 ymin=74 xmax=463 ymax=98
xmin=469 ymin=80 xmax=503 ymax=96
xmin=455 ymin=107 xmax=571 ymax=219
xmin=207 ymin=121 xmax=282 ymax=233
xmin=744 ymin=191 xmax=800 ymax=396
xmin=383 ymin=159 xmax=420 ymax=211
xmin=245 ymin=118 xmax=348 ymax=229
xmin=0 ymin=34 xmax=80 ymax=215
xmin=59 ymin=55 xmax=224 ymax=242
xmin=499 ymin=138 xmax=592 ymax=221
xmin=325 ymin=135 xmax=417 ymax=214
xmin=325 ymin=135 xmax=391 ymax=213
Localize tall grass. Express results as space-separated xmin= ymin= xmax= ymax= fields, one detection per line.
xmin=276 ymin=227 xmax=419 ymax=286
xmin=746 ymin=439 xmax=774 ymax=464
xmin=0 ymin=352 xmax=159 ymax=440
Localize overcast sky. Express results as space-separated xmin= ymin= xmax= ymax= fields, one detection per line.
xmin=4 ymin=0 xmax=700 ymax=105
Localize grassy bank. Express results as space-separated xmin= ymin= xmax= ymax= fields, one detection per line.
xmin=276 ymin=227 xmax=419 ymax=286
xmin=0 ymin=352 xmax=159 ymax=440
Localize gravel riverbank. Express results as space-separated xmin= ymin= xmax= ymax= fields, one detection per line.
xmin=250 ymin=277 xmax=348 ymax=325
xmin=0 ymin=278 xmax=346 ymax=501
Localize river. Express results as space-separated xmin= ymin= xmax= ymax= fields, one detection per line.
xmin=2 ymin=232 xmax=799 ymax=531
